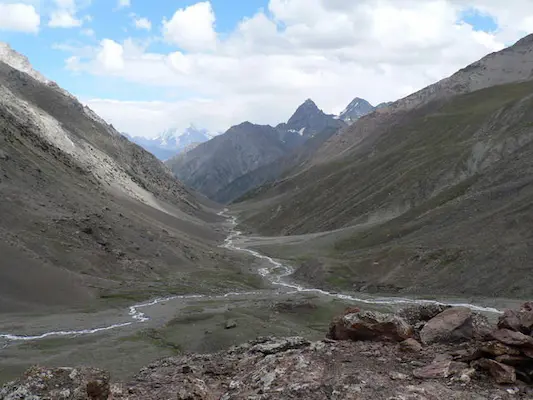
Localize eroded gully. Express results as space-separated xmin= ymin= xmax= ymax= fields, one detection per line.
xmin=0 ymin=210 xmax=501 ymax=342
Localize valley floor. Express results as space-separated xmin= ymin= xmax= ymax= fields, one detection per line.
xmin=0 ymin=213 xmax=523 ymax=384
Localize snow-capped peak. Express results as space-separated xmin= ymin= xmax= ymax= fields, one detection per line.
xmin=0 ymin=42 xmax=49 ymax=85
xmin=338 ymin=97 xmax=375 ymax=123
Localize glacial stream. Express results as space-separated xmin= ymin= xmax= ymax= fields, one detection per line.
xmin=0 ymin=210 xmax=501 ymax=342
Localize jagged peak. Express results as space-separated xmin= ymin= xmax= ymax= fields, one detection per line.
xmin=0 ymin=41 xmax=49 ymax=85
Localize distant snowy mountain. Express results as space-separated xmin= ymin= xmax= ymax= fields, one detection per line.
xmin=126 ymin=125 xmax=218 ymax=160
xmin=338 ymin=97 xmax=375 ymax=124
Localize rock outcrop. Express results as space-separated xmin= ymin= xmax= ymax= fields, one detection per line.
xmin=0 ymin=367 xmax=110 ymax=400
xmin=419 ymin=307 xmax=474 ymax=344
xmin=327 ymin=310 xmax=413 ymax=342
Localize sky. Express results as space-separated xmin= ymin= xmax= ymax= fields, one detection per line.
xmin=0 ymin=0 xmax=532 ymax=138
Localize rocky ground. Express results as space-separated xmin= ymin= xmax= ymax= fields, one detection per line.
xmin=3 ymin=303 xmax=533 ymax=399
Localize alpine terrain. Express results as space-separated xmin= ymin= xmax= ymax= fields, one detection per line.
xmin=235 ymin=33 xmax=533 ymax=301
xmin=3 ymin=22 xmax=533 ymax=400
xmin=166 ymin=99 xmax=347 ymax=203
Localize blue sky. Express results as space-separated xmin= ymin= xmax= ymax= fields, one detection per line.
xmin=0 ymin=1 xmax=527 ymax=137
xmin=1 ymin=0 xmax=272 ymax=99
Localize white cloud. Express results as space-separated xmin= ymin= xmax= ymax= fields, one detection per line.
xmin=163 ymin=1 xmax=217 ymax=51
xmin=48 ymin=0 xmax=83 ymax=28
xmin=68 ymin=0 xmax=533 ymax=137
xmin=96 ymin=39 xmax=124 ymax=71
xmin=117 ymin=0 xmax=130 ymax=8
xmin=49 ymin=10 xmax=82 ymax=27
xmin=0 ymin=3 xmax=40 ymax=33
xmin=133 ymin=17 xmax=151 ymax=31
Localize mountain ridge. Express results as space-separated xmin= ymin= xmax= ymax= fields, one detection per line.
xmin=166 ymin=99 xmax=347 ymax=203
xmin=233 ymin=33 xmax=533 ymax=299
xmin=0 ymin=43 xmax=256 ymax=314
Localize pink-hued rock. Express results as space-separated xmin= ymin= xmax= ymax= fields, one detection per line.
xmin=420 ymin=307 xmax=473 ymax=345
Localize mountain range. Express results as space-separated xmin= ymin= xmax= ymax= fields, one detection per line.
xmin=125 ymin=125 xmax=217 ymax=161
xmin=236 ymin=33 xmax=533 ymax=299
xmin=166 ymin=98 xmax=357 ymax=203
xmin=4 ymin=29 xmax=533 ymax=395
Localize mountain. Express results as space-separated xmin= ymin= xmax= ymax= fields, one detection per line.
xmin=376 ymin=101 xmax=393 ymax=109
xmin=235 ymin=34 xmax=533 ymax=299
xmin=276 ymin=99 xmax=346 ymax=144
xmin=167 ymin=122 xmax=290 ymax=200
xmin=167 ymin=100 xmax=346 ymax=203
xmin=126 ymin=125 xmax=216 ymax=161
xmin=0 ymin=42 xmax=255 ymax=313
xmin=338 ymin=97 xmax=375 ymax=123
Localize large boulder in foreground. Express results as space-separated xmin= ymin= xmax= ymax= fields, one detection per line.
xmin=420 ymin=307 xmax=474 ymax=345
xmin=0 ymin=366 xmax=110 ymax=400
xmin=328 ymin=310 xmax=413 ymax=342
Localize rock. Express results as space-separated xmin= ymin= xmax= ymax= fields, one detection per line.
xmin=413 ymin=360 xmax=468 ymax=379
xmin=225 ymin=320 xmax=237 ymax=330
xmin=249 ymin=336 xmax=310 ymax=355
xmin=389 ymin=371 xmax=409 ymax=380
xmin=399 ymin=338 xmax=423 ymax=353
xmin=176 ymin=377 xmax=211 ymax=400
xmin=475 ymin=359 xmax=517 ymax=384
xmin=397 ymin=304 xmax=450 ymax=326
xmin=0 ymin=366 xmax=110 ymax=399
xmin=498 ymin=310 xmax=523 ymax=332
xmin=495 ymin=354 xmax=531 ymax=366
xmin=471 ymin=313 xmax=492 ymax=340
xmin=481 ymin=341 xmax=521 ymax=357
xmin=498 ymin=306 xmax=533 ymax=334
xmin=419 ymin=307 xmax=473 ymax=345
xmin=521 ymin=347 xmax=533 ymax=358
xmin=457 ymin=368 xmax=477 ymax=384
xmin=328 ymin=310 xmax=413 ymax=342
xmin=0 ymin=149 xmax=8 ymax=160
xmin=491 ymin=329 xmax=533 ymax=347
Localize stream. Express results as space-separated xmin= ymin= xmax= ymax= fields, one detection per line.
xmin=0 ymin=210 xmax=502 ymax=342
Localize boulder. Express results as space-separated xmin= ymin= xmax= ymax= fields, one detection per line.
xmin=413 ymin=360 xmax=467 ymax=379
xmin=419 ymin=307 xmax=473 ymax=345
xmin=397 ymin=304 xmax=450 ymax=326
xmin=474 ymin=359 xmax=516 ymax=384
xmin=399 ymin=338 xmax=423 ymax=353
xmin=498 ymin=310 xmax=523 ymax=332
xmin=0 ymin=366 xmax=110 ymax=399
xmin=471 ymin=313 xmax=493 ymax=340
xmin=328 ymin=310 xmax=413 ymax=342
xmin=491 ymin=329 xmax=533 ymax=347
xmin=495 ymin=355 xmax=531 ymax=366
xmin=480 ymin=341 xmax=521 ymax=357
xmin=225 ymin=320 xmax=237 ymax=330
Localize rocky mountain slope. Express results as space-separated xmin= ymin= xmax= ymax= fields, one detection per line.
xmin=167 ymin=122 xmax=290 ymax=200
xmin=235 ymin=34 xmax=533 ymax=299
xmin=125 ymin=125 xmax=216 ymax=161
xmin=339 ymin=97 xmax=375 ymax=124
xmin=0 ymin=43 xmax=253 ymax=313
xmin=167 ymin=100 xmax=346 ymax=203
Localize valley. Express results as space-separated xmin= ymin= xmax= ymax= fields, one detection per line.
xmin=2 ymin=10 xmax=533 ymax=397
xmin=0 ymin=210 xmax=512 ymax=384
